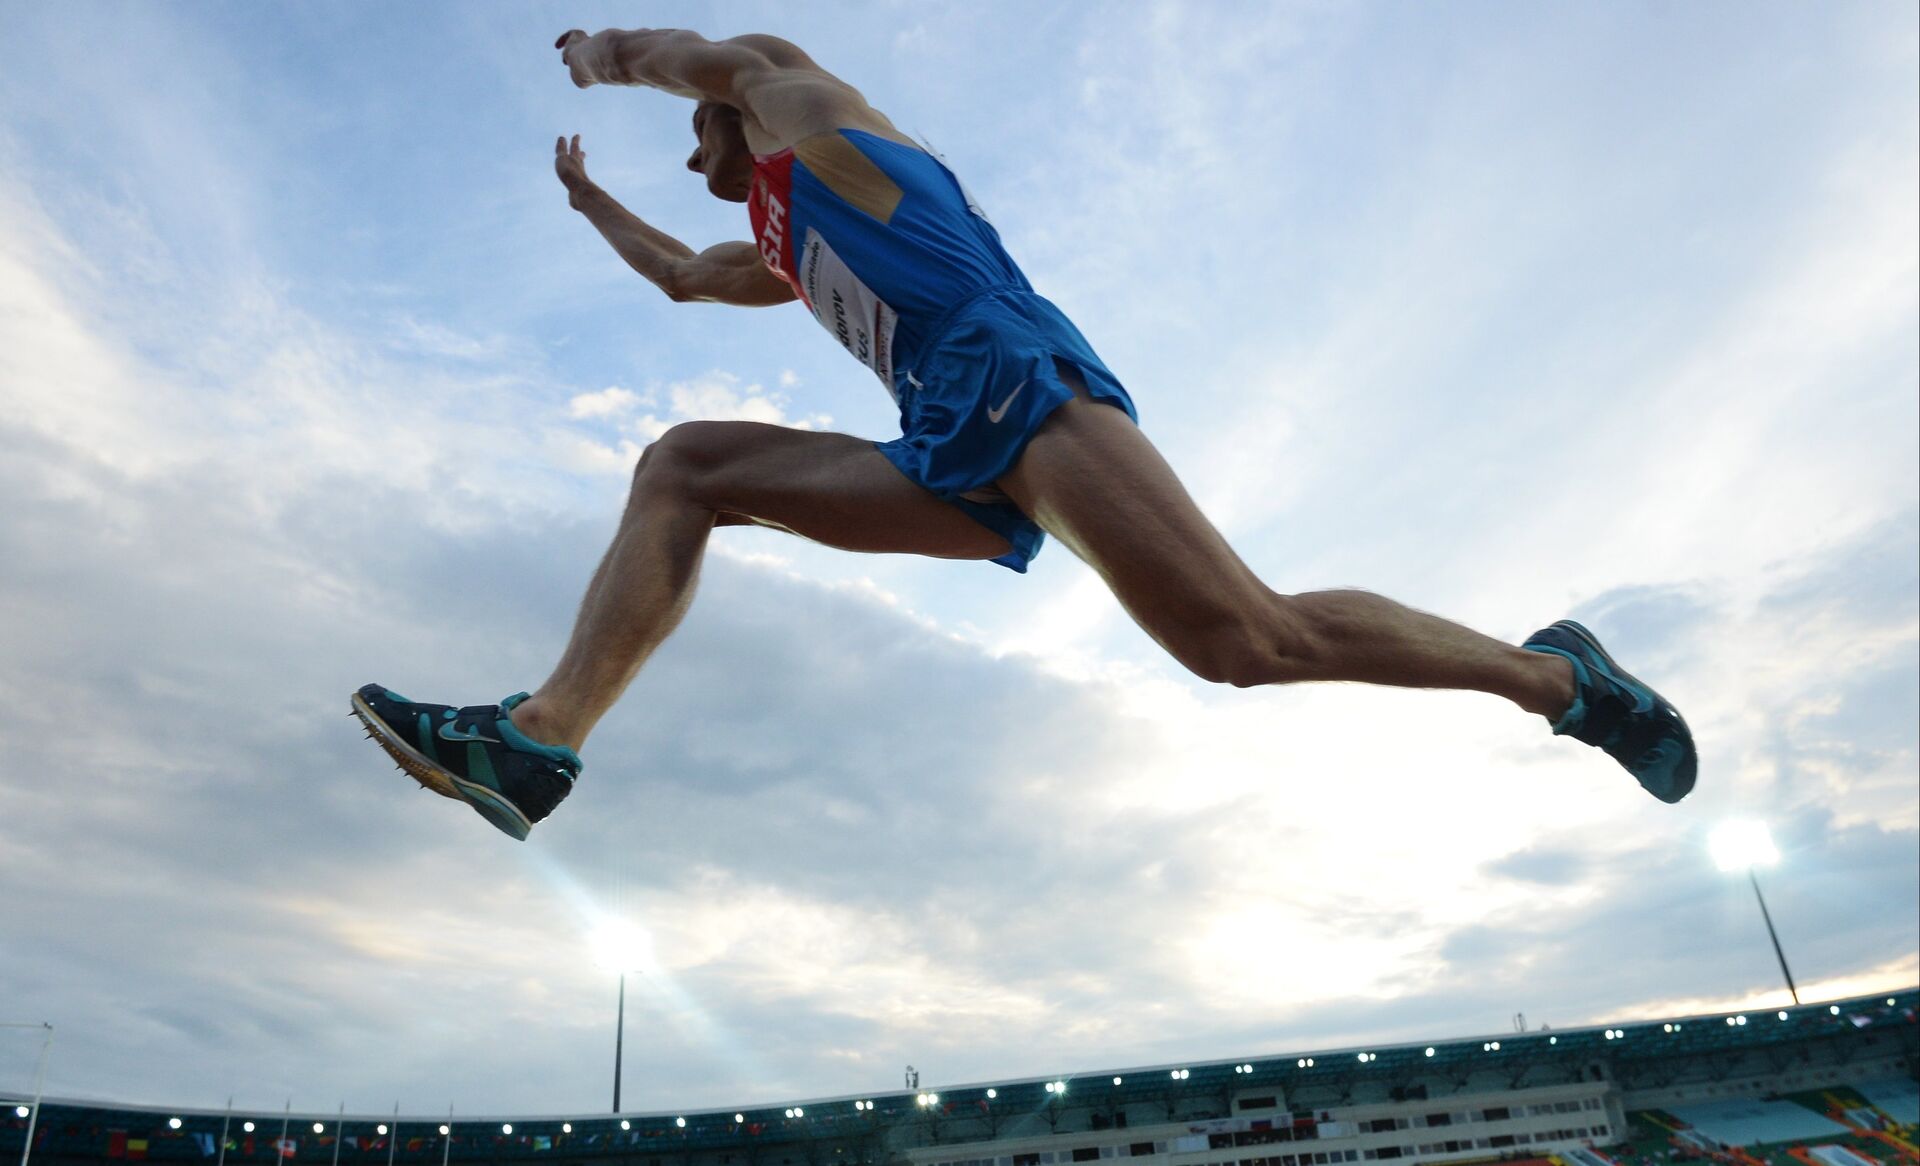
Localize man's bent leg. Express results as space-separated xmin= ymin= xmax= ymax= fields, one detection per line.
xmin=994 ymin=381 xmax=1575 ymax=717
xmin=996 ymin=383 xmax=1695 ymax=802
xmin=510 ymin=421 xmax=1011 ymax=751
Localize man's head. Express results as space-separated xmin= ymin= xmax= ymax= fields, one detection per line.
xmin=687 ymin=101 xmax=754 ymax=203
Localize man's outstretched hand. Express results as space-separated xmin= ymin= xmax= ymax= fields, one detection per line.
xmin=555 ymin=134 xmax=592 ymax=207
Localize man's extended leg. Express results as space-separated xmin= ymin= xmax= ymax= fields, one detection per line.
xmin=510 ymin=420 xmax=1010 ymax=751
xmin=994 ymin=367 xmax=1695 ymax=800
xmin=354 ymin=419 xmax=1014 ymax=837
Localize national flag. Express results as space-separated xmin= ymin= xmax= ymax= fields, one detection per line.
xmin=276 ymin=1138 xmax=298 ymax=1158
xmin=192 ymin=1133 xmax=216 ymax=1156
xmin=108 ymin=1131 xmax=128 ymax=1159
xmin=533 ymin=1137 xmax=552 ymax=1152
xmin=127 ymin=1138 xmax=149 ymax=1160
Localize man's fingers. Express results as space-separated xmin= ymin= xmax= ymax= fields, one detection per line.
xmin=571 ymin=134 xmax=583 ymax=158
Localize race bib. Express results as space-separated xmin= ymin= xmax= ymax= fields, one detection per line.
xmin=798 ymin=228 xmax=899 ymax=394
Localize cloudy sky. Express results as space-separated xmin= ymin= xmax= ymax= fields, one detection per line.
xmin=2 ymin=0 xmax=1915 ymax=1118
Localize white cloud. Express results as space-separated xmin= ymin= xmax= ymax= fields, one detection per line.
xmin=557 ymin=370 xmax=836 ymax=472
xmin=566 ymin=385 xmax=642 ymax=418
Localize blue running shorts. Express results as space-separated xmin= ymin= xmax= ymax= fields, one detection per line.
xmin=876 ymin=287 xmax=1138 ymax=572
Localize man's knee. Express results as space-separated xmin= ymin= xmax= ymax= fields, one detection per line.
xmin=631 ymin=421 xmax=741 ymax=500
xmin=1173 ymin=595 xmax=1324 ymax=688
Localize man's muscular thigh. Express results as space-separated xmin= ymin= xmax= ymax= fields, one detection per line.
xmin=644 ymin=420 xmax=1009 ymax=561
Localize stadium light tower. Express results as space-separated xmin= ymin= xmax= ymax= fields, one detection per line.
xmin=591 ymin=921 xmax=653 ymax=1112
xmin=1709 ymin=821 xmax=1799 ymax=1005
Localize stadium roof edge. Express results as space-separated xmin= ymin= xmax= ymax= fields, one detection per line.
xmin=17 ymin=985 xmax=1915 ymax=1124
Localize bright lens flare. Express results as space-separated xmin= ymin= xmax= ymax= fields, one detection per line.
xmin=590 ymin=920 xmax=654 ymax=972
xmin=1709 ymin=821 xmax=1780 ymax=872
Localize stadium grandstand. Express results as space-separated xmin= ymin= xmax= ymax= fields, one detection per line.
xmin=5 ymin=991 xmax=1914 ymax=1166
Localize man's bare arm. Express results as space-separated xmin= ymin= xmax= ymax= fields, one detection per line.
xmin=557 ymin=136 xmax=794 ymax=307
xmin=557 ymin=28 xmax=797 ymax=104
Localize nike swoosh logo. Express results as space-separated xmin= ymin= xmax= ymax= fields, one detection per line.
xmin=439 ymin=723 xmax=501 ymax=744
xmin=986 ymin=378 xmax=1028 ymax=424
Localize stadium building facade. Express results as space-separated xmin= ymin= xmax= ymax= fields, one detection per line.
xmin=5 ymin=991 xmax=1914 ymax=1166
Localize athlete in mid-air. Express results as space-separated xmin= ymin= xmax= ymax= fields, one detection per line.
xmin=352 ymin=28 xmax=1696 ymax=840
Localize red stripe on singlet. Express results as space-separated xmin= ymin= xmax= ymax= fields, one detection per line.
xmin=748 ymin=150 xmax=803 ymax=303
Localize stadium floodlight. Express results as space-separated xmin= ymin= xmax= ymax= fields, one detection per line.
xmin=501 ymin=1126 xmax=512 ymax=1136
xmin=794 ymin=1109 xmax=804 ymax=1118
xmin=562 ymin=1126 xmax=571 ymax=1135
xmin=243 ymin=1124 xmax=254 ymax=1134
xmin=1830 ymin=1006 xmax=1840 ymax=1015
xmin=620 ymin=1121 xmax=631 ymax=1132
xmin=377 ymin=1126 xmax=388 ymax=1137
xmin=735 ymin=1114 xmax=745 ymax=1123
xmin=1778 ymin=1011 xmax=1789 ymax=1021
xmin=591 ymin=920 xmax=654 ymax=1115
xmin=1424 ymin=1048 xmax=1435 ymax=1057
xmin=1709 ymin=821 xmax=1779 ymax=871
xmin=987 ymin=1089 xmax=997 ymax=1099
xmin=1113 ymin=1077 xmax=1123 ymax=1086
xmin=313 ymin=1125 xmax=325 ymax=1135
xmin=16 ymin=1107 xmax=30 ymax=1118
xmin=927 ymin=1095 xmax=937 ymax=1106
xmin=1709 ymin=821 xmax=1799 ymax=1005
xmin=675 ymin=1118 xmax=686 ymax=1129
xmin=168 ymin=1120 xmax=182 ymax=1131
xmin=437 ymin=1127 xmax=449 ymax=1137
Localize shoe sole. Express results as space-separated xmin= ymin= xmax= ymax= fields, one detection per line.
xmin=1554 ymin=620 xmax=1697 ymax=803
xmin=350 ymin=692 xmax=535 ymax=839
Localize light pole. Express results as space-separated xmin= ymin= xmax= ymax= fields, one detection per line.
xmin=613 ymin=971 xmax=626 ymax=1112
xmin=3 ymin=1022 xmax=52 ymax=1166
xmin=1710 ymin=820 xmax=1799 ymax=1005
xmin=591 ymin=922 xmax=653 ymax=1113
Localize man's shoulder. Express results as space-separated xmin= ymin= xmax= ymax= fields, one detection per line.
xmin=736 ymin=62 xmax=912 ymax=155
